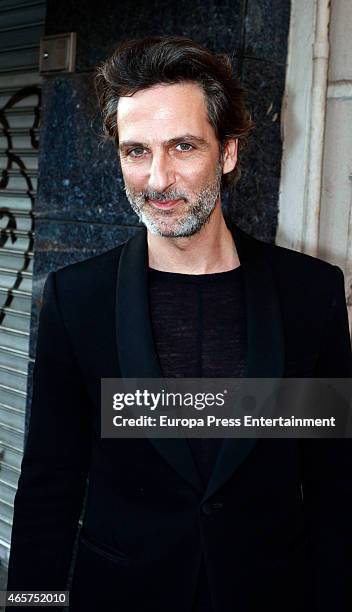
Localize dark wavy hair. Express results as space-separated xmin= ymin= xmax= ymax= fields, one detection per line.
xmin=95 ymin=36 xmax=254 ymax=189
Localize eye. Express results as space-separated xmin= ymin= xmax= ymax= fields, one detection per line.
xmin=128 ymin=147 xmax=147 ymax=158
xmin=175 ymin=143 xmax=194 ymax=152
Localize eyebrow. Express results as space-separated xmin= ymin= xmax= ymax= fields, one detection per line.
xmin=119 ymin=134 xmax=210 ymax=151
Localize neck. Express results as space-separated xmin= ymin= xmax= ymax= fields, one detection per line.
xmin=147 ymin=199 xmax=241 ymax=274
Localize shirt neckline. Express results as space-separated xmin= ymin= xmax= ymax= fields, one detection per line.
xmin=148 ymin=265 xmax=242 ymax=283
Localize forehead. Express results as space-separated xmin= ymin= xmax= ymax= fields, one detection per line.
xmin=116 ymin=82 xmax=214 ymax=143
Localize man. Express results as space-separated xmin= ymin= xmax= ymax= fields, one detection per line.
xmin=6 ymin=36 xmax=352 ymax=612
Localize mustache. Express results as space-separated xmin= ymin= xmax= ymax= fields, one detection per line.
xmin=136 ymin=190 xmax=188 ymax=202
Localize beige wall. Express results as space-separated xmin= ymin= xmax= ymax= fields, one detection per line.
xmin=278 ymin=0 xmax=352 ymax=334
xmin=319 ymin=0 xmax=352 ymax=333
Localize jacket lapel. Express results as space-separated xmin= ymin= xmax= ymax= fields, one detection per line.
xmin=115 ymin=219 xmax=285 ymax=499
xmin=115 ymin=225 xmax=204 ymax=493
xmin=201 ymin=219 xmax=285 ymax=502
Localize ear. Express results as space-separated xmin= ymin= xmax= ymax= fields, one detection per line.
xmin=222 ymin=138 xmax=238 ymax=176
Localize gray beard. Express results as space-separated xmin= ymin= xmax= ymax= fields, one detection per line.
xmin=124 ymin=161 xmax=223 ymax=237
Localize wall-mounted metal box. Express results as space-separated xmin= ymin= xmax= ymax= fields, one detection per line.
xmin=39 ymin=32 xmax=77 ymax=74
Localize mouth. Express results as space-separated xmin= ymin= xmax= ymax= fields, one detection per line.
xmin=148 ymin=198 xmax=183 ymax=210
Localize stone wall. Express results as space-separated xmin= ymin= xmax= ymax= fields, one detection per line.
xmin=27 ymin=0 xmax=291 ymax=416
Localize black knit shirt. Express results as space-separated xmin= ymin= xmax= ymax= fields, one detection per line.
xmin=148 ymin=264 xmax=247 ymax=612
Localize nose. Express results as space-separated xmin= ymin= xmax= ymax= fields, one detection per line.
xmin=147 ymin=150 xmax=175 ymax=193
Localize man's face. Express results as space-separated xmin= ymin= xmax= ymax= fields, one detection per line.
xmin=117 ymin=82 xmax=229 ymax=237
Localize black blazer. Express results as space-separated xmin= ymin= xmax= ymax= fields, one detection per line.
xmin=6 ymin=218 xmax=352 ymax=611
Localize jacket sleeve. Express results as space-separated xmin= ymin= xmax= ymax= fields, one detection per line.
xmin=301 ymin=265 xmax=352 ymax=610
xmin=314 ymin=265 xmax=352 ymax=377
xmin=5 ymin=271 xmax=92 ymax=605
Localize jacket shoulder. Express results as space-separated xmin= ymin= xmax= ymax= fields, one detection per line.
xmin=57 ymin=243 xmax=123 ymax=278
xmin=249 ymin=231 xmax=340 ymax=280
xmin=235 ymin=227 xmax=344 ymax=320
xmin=232 ymin=221 xmax=340 ymax=280
xmin=50 ymin=242 xmax=126 ymax=310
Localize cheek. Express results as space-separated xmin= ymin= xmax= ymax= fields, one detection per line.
xmin=121 ymin=163 xmax=149 ymax=188
xmin=177 ymin=160 xmax=215 ymax=186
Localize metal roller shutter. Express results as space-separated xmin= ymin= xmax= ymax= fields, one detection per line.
xmin=0 ymin=0 xmax=45 ymax=565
